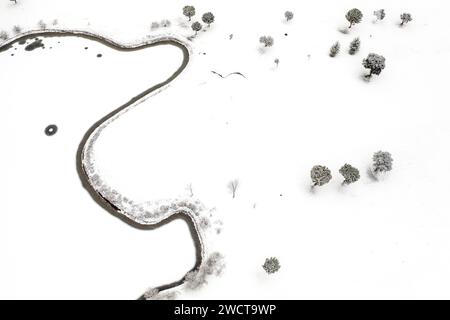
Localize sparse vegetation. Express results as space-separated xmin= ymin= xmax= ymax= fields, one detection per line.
xmin=191 ymin=21 xmax=202 ymax=35
xmin=183 ymin=5 xmax=196 ymax=21
xmin=400 ymin=13 xmax=412 ymax=26
xmin=52 ymin=19 xmax=59 ymax=26
xmin=329 ymin=41 xmax=340 ymax=57
xmin=362 ymin=53 xmax=386 ymax=78
xmin=311 ymin=165 xmax=332 ymax=187
xmin=346 ymin=8 xmax=363 ymax=28
xmin=374 ymin=9 xmax=385 ymax=21
xmin=202 ymin=12 xmax=215 ymax=27
xmin=262 ymin=257 xmax=280 ymax=274
xmin=285 ymin=11 xmax=294 ymax=22
xmin=372 ymin=151 xmax=393 ymax=174
xmin=348 ymin=37 xmax=360 ymax=55
xmin=339 ymin=164 xmax=360 ymax=185
xmin=259 ymin=36 xmax=274 ymax=48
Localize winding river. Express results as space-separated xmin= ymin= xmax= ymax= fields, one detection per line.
xmin=0 ymin=30 xmax=204 ymax=299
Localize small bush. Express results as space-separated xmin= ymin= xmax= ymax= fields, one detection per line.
xmin=259 ymin=36 xmax=274 ymax=47
xmin=372 ymin=151 xmax=393 ymax=174
xmin=202 ymin=12 xmax=215 ymax=27
xmin=262 ymin=257 xmax=281 ymax=274
xmin=339 ymin=164 xmax=360 ymax=184
xmin=183 ymin=5 xmax=196 ymax=21
xmin=311 ymin=165 xmax=332 ymax=186
xmin=191 ymin=21 xmax=202 ymax=35
xmin=329 ymin=41 xmax=340 ymax=57
xmin=349 ymin=37 xmax=360 ymax=55
xmin=374 ymin=9 xmax=385 ymax=21
xmin=285 ymin=11 xmax=294 ymax=22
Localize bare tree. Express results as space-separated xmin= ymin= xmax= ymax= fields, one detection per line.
xmin=227 ymin=179 xmax=239 ymax=198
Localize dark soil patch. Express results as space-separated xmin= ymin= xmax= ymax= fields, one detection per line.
xmin=18 ymin=39 xmax=26 ymax=45
xmin=25 ymin=39 xmax=45 ymax=51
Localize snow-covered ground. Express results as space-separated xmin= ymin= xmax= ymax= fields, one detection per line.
xmin=2 ymin=0 xmax=450 ymax=299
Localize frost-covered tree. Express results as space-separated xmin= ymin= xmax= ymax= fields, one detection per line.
xmin=400 ymin=13 xmax=412 ymax=26
xmin=38 ymin=20 xmax=47 ymax=30
xmin=362 ymin=53 xmax=386 ymax=78
xmin=12 ymin=25 xmax=22 ymax=34
xmin=348 ymin=37 xmax=360 ymax=55
xmin=10 ymin=0 xmax=17 ymax=4
xmin=262 ymin=257 xmax=280 ymax=274
xmin=0 ymin=30 xmax=8 ymax=40
xmin=339 ymin=164 xmax=360 ymax=185
xmin=202 ymin=12 xmax=215 ymax=27
xmin=346 ymin=8 xmax=363 ymax=28
xmin=285 ymin=11 xmax=294 ymax=22
xmin=311 ymin=165 xmax=332 ymax=187
xmin=374 ymin=9 xmax=385 ymax=21
xmin=259 ymin=36 xmax=274 ymax=47
xmin=191 ymin=21 xmax=202 ymax=35
xmin=52 ymin=19 xmax=58 ymax=26
xmin=329 ymin=41 xmax=340 ymax=57
xmin=203 ymin=252 xmax=225 ymax=276
xmin=372 ymin=151 xmax=393 ymax=174
xmin=151 ymin=21 xmax=160 ymax=30
xmin=228 ymin=179 xmax=239 ymax=198
xmin=160 ymin=19 xmax=171 ymax=28
xmin=183 ymin=5 xmax=196 ymax=21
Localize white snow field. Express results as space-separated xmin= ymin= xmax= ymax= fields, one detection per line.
xmin=2 ymin=0 xmax=450 ymax=299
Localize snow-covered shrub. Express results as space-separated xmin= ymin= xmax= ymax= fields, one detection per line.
xmin=362 ymin=53 xmax=386 ymax=77
xmin=184 ymin=252 xmax=225 ymax=290
xmin=150 ymin=22 xmax=160 ymax=30
xmin=143 ymin=288 xmax=177 ymax=300
xmin=349 ymin=37 xmax=360 ymax=55
xmin=191 ymin=21 xmax=202 ymax=35
xmin=0 ymin=30 xmax=8 ymax=40
xmin=346 ymin=8 xmax=363 ymax=28
xmin=203 ymin=252 xmax=225 ymax=276
xmin=259 ymin=36 xmax=274 ymax=48
xmin=329 ymin=41 xmax=340 ymax=57
xmin=311 ymin=165 xmax=332 ymax=187
xmin=198 ymin=216 xmax=211 ymax=230
xmin=202 ymin=12 xmax=215 ymax=27
xmin=372 ymin=151 xmax=393 ymax=174
xmin=184 ymin=270 xmax=206 ymax=290
xmin=160 ymin=19 xmax=171 ymax=28
xmin=52 ymin=19 xmax=58 ymax=26
xmin=339 ymin=164 xmax=360 ymax=185
xmin=38 ymin=20 xmax=47 ymax=30
xmin=227 ymin=179 xmax=239 ymax=198
xmin=374 ymin=9 xmax=385 ymax=21
xmin=262 ymin=257 xmax=280 ymax=274
xmin=12 ymin=25 xmax=22 ymax=34
xmin=400 ymin=13 xmax=412 ymax=26
xmin=285 ymin=11 xmax=294 ymax=22
xmin=183 ymin=5 xmax=196 ymax=21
